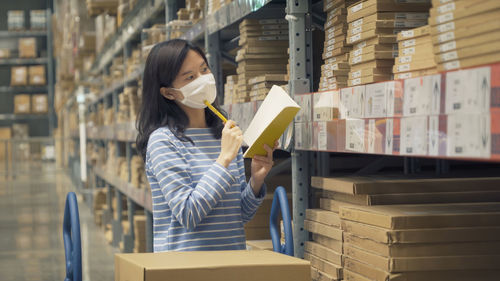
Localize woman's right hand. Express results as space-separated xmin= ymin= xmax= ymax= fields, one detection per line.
xmin=217 ymin=120 xmax=243 ymax=168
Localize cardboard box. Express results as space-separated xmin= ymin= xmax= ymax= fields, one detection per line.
xmin=19 ymin=38 xmax=37 ymax=58
xmin=429 ymin=1 xmax=500 ymax=26
xmin=393 ymin=58 xmax=437 ymax=73
xmin=345 ymin=118 xmax=365 ymax=152
xmin=8 ymin=10 xmax=25 ymax=30
xmin=350 ymin=67 xmax=392 ymax=79
xmin=396 ymin=24 xmax=430 ymax=41
xmin=312 ymin=233 xmax=343 ymax=254
xmin=350 ymin=51 xmax=398 ymax=65
xmin=305 ymin=241 xmax=342 ymax=266
xmin=29 ymin=65 xmax=46 ymax=85
xmin=344 ymin=232 xmax=500 ymax=257
xmin=435 ymin=40 xmax=500 ymax=64
xmin=347 ymin=0 xmax=430 ymax=23
xmin=311 ymin=176 xmax=500 ymax=195
xmin=344 ymin=242 xmax=500 ymax=272
xmin=115 ymin=250 xmax=311 ymax=281
xmin=341 ymin=219 xmax=500 ymax=244
xmin=431 ymin=13 xmax=500 ymax=45
xmin=303 ymin=253 xmax=342 ymax=279
xmin=403 ymin=74 xmax=442 ymax=116
xmin=306 ymin=209 xmax=341 ymax=227
xmin=0 ymin=48 xmax=11 ymax=58
xmin=31 ymin=94 xmax=48 ymax=113
xmin=304 ymin=220 xmax=343 ymax=241
xmin=246 ymin=240 xmax=273 ymax=251
xmin=340 ymin=202 xmax=500 ymax=230
xmin=446 ymin=113 xmax=491 ymax=158
xmin=365 ymin=81 xmax=403 ymax=118
xmin=438 ymin=50 xmax=500 ymax=72
xmin=310 ymin=266 xmax=338 ymax=281
xmin=313 ymin=91 xmax=340 ymax=121
xmin=354 ymin=36 xmax=398 ymax=50
xmin=400 ymin=116 xmax=428 ymax=156
xmin=433 ymin=30 xmax=500 ymax=55
xmin=340 ymin=86 xmax=365 ymax=119
xmin=394 ymin=68 xmax=437 ymax=79
xmin=348 ymin=74 xmax=392 ymax=87
xmin=11 ymin=66 xmax=28 ymax=86
xmin=14 ymin=94 xmax=31 ymax=114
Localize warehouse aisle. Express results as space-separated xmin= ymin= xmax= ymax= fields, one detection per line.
xmin=0 ymin=163 xmax=116 ymax=281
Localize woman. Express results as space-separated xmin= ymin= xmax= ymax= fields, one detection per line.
xmin=136 ymin=39 xmax=276 ymax=252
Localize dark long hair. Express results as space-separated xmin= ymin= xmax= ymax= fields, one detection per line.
xmin=136 ymin=39 xmax=225 ymax=160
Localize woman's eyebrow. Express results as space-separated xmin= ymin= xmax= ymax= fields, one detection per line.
xmin=200 ymin=62 xmax=207 ymax=67
xmin=181 ymin=70 xmax=193 ymax=76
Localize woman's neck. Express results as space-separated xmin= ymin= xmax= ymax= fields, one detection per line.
xmin=181 ymin=105 xmax=207 ymax=128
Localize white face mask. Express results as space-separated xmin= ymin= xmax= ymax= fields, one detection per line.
xmin=172 ymin=73 xmax=217 ymax=109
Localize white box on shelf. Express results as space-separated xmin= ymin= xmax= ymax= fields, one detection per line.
xmin=340 ymin=85 xmax=365 ymax=119
xmin=313 ymin=90 xmax=340 ymax=121
xmin=403 ymin=74 xmax=441 ymax=116
xmin=294 ymin=94 xmax=312 ymax=123
xmin=345 ymin=118 xmax=365 ymax=153
xmin=445 ymin=66 xmax=491 ymax=115
xmin=446 ymin=113 xmax=491 ymax=158
xmin=400 ymin=116 xmax=428 ymax=156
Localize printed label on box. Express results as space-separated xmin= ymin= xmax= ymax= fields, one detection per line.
xmin=355 ymin=41 xmax=367 ymax=49
xmin=404 ymin=75 xmax=441 ymax=116
xmin=438 ymin=2 xmax=455 ymax=14
xmin=352 ymin=18 xmax=363 ymax=28
xmin=437 ymin=12 xmax=454 ymax=24
xmin=401 ymin=116 xmax=428 ymax=155
xmin=439 ymin=41 xmax=456 ymax=53
xmin=445 ymin=66 xmax=491 ymax=114
xmin=438 ymin=31 xmax=455 ymax=43
xmin=444 ymin=60 xmax=460 ymax=70
xmin=350 ymin=34 xmax=361 ymax=44
xmin=365 ymin=82 xmax=388 ymax=118
xmin=441 ymin=51 xmax=458 ymax=62
xmin=399 ymin=56 xmax=412 ymax=64
xmin=353 ymin=55 xmax=362 ymax=65
xmin=447 ymin=113 xmax=491 ymax=158
xmin=351 ymin=70 xmax=361 ymax=79
xmin=318 ymin=122 xmax=328 ymax=151
xmin=402 ymin=47 xmax=415 ymax=55
xmin=353 ymin=48 xmax=363 ymax=57
xmin=351 ymin=3 xmax=363 ymax=13
xmin=340 ymin=86 xmax=365 ymax=119
xmin=428 ymin=115 xmax=440 ymax=156
xmin=402 ymin=39 xmax=416 ymax=48
xmin=346 ymin=119 xmax=365 ymax=152
xmin=437 ymin=21 xmax=455 ymax=33
xmin=352 ymin=26 xmax=362 ymax=35
xmin=397 ymin=64 xmax=410 ymax=72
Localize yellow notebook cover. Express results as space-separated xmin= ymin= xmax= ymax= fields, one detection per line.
xmin=243 ymin=85 xmax=301 ymax=158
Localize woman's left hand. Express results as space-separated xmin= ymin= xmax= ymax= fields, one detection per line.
xmin=250 ymin=141 xmax=278 ymax=195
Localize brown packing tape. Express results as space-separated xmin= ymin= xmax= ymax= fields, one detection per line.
xmin=312 ymin=233 xmax=343 ymax=254
xmin=304 ymin=252 xmax=343 ymax=279
xmin=305 ymin=241 xmax=343 ymax=266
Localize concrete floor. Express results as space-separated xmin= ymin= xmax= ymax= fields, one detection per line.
xmin=0 ymin=162 xmax=116 ymax=281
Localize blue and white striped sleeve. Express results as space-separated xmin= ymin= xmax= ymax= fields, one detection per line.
xmin=236 ymin=151 xmax=266 ymax=223
xmin=147 ymin=134 xmax=236 ymax=231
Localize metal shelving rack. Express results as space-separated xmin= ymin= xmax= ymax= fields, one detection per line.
xmin=0 ymin=9 xmax=55 ymax=135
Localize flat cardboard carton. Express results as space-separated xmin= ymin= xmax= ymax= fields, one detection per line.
xmin=304 ymin=252 xmax=342 ymax=279
xmin=11 ymin=66 xmax=27 ymax=86
xmin=246 ymin=240 xmax=273 ymax=251
xmin=348 ymin=75 xmax=392 ymax=87
xmin=344 ymin=232 xmax=500 ymax=257
xmin=393 ymin=59 xmax=436 ymax=73
xmin=29 ymin=65 xmax=46 ymax=85
xmin=31 ymin=94 xmax=48 ymax=113
xmin=305 ymin=241 xmax=343 ymax=266
xmin=310 ymin=266 xmax=338 ymax=281
xmin=433 ymin=30 xmax=500 ymax=55
xmin=115 ymin=250 xmax=311 ymax=281
xmin=341 ymin=219 xmax=500 ymax=244
xmin=438 ymin=51 xmax=500 ymax=72
xmin=350 ymin=59 xmax=394 ymax=72
xmin=394 ymin=68 xmax=437 ymax=79
xmin=347 ymin=0 xmax=430 ymax=23
xmin=304 ymin=219 xmax=343 ymax=241
xmin=14 ymin=94 xmax=31 ymax=114
xmin=19 ymin=37 xmax=36 ymax=58
xmin=0 ymin=48 xmax=11 ymax=58
xmin=429 ymin=0 xmax=500 ymax=26
xmin=312 ymin=233 xmax=343 ymax=254
xmin=352 ymin=44 xmax=398 ymax=57
xmin=306 ymin=208 xmax=341 ymax=227
xmin=350 ymin=51 xmax=397 ymax=65
xmin=396 ymin=25 xmax=430 ymax=41
xmin=431 ymin=15 xmax=500 ymax=45
xmin=435 ymin=40 xmax=499 ymax=64
xmin=348 ymin=29 xmax=401 ymax=45
xmin=350 ymin=67 xmax=392 ymax=79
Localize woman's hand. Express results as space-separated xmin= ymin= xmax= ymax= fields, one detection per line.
xmin=250 ymin=141 xmax=278 ymax=195
xmin=216 ymin=120 xmax=243 ymax=168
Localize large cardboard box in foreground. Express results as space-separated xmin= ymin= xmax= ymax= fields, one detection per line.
xmin=115 ymin=250 xmax=311 ymax=281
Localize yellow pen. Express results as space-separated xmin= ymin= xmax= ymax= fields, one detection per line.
xmin=204 ymin=100 xmax=235 ymax=128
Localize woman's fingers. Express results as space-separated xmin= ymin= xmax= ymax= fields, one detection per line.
xmin=274 ymin=140 xmax=279 ymax=149
xmin=253 ymin=155 xmax=274 ymax=165
xmin=224 ymin=120 xmax=236 ymax=130
xmin=263 ymin=144 xmax=273 ymax=159
xmin=252 ymin=158 xmax=274 ymax=167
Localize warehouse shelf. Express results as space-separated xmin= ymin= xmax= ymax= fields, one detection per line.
xmin=0 ymin=57 xmax=49 ymax=65
xmin=0 ymin=114 xmax=49 ymax=121
xmin=86 ymin=123 xmax=137 ymax=142
xmin=0 ymin=85 xmax=48 ymax=93
xmin=0 ymin=30 xmax=47 ymax=37
xmin=179 ymin=20 xmax=205 ymax=41
xmin=87 ymin=0 xmax=165 ymax=77
xmin=92 ymin=164 xmax=152 ymax=211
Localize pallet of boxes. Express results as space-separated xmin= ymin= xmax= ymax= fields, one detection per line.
xmin=235 ymin=19 xmax=289 ymax=103
xmin=429 ymin=0 xmax=500 ymax=72
xmin=319 ymin=0 xmax=358 ymax=92
xmin=346 ymin=0 xmax=430 ymax=87
xmin=307 ymin=176 xmax=500 ymax=281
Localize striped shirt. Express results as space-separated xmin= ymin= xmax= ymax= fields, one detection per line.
xmin=145 ymin=127 xmax=266 ymax=252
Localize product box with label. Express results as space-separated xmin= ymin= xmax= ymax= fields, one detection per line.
xmin=313 ymin=90 xmax=340 ymax=121
xmin=347 ymin=0 xmax=431 ymax=23
xmin=345 ymin=118 xmax=366 ymax=152
xmin=8 ymin=10 xmax=24 ymax=30
xmin=0 ymin=48 xmax=11 ymax=59
xmin=364 ymin=118 xmax=387 ymax=154
xmin=364 ymin=81 xmax=403 ymax=118
xmin=115 ymin=250 xmax=311 ymax=281
xmin=14 ymin=94 xmax=31 ymax=114
xmin=19 ymin=38 xmax=37 ymax=58
xmin=29 ymin=65 xmax=46 ymax=85
xmin=340 ymin=85 xmax=366 ymax=119
xmin=32 ymin=94 xmax=48 ymax=114
xmin=444 ymin=66 xmax=491 ymax=114
xmin=312 ymin=120 xmax=346 ymax=152
xmin=294 ymin=93 xmax=313 ymax=122
xmin=11 ymin=66 xmax=28 ymax=86
xmin=403 ymin=74 xmax=443 ymax=116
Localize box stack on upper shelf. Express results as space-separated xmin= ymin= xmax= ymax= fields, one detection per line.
xmin=319 ymin=0 xmax=358 ymax=92
xmin=429 ymin=0 xmax=500 ymax=72
xmin=248 ymin=74 xmax=288 ymax=102
xmin=309 ymin=176 xmax=500 ymax=281
xmin=87 ymin=0 xmax=119 ymax=17
xmin=235 ymin=19 xmax=289 ymax=103
xmin=346 ymin=0 xmax=430 ymax=86
xmin=394 ymin=25 xmax=437 ymax=79
xmin=223 ymin=75 xmax=237 ymax=105
xmin=181 ymin=0 xmax=205 ymax=23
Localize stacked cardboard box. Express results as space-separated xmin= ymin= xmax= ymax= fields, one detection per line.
xmin=310 ymin=176 xmax=500 ymax=281
xmin=87 ymin=0 xmax=118 ymax=17
xmin=32 ymin=94 xmax=48 ymax=114
xmin=8 ymin=10 xmax=25 ymax=31
xmin=346 ymin=0 xmax=430 ymax=86
xmin=130 ymin=155 xmax=144 ymax=188
xmin=235 ymin=19 xmax=289 ymax=103
xmin=429 ymin=0 xmax=500 ymax=72
xmin=319 ymin=0 xmax=358 ymax=92
xmin=223 ymin=75 xmax=237 ymax=105
xmin=125 ymin=87 xmax=140 ymax=121
xmin=104 ymin=107 xmax=115 ymax=126
xmin=30 ymin=10 xmax=47 ymax=30
xmin=11 ymin=67 xmax=28 ymax=86
xmin=0 ymin=49 xmax=10 ymax=59
xmin=29 ymin=65 xmax=46 ymax=85
xmin=248 ymin=74 xmax=288 ymax=101
xmin=0 ymin=127 xmax=12 ymax=162
xmin=14 ymin=95 xmax=31 ymax=114
xmin=245 ymin=193 xmax=292 ymax=240
xmin=19 ymin=38 xmax=37 ymax=58
xmin=394 ymin=25 xmax=437 ymax=79
xmin=165 ymin=20 xmax=191 ymax=40
xmin=117 ymin=91 xmax=130 ymax=123
xmin=133 ymin=215 xmax=146 ymax=252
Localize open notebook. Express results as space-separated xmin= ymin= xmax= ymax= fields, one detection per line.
xmin=243 ymin=85 xmax=301 ymax=158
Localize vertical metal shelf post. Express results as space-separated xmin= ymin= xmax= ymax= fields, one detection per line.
xmin=46 ymin=8 xmax=56 ymax=134
xmin=287 ymin=0 xmax=313 ymax=258
xmin=207 ymin=31 xmax=224 ymax=102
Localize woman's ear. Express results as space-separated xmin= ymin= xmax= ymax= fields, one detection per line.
xmin=160 ymin=87 xmax=177 ymax=100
